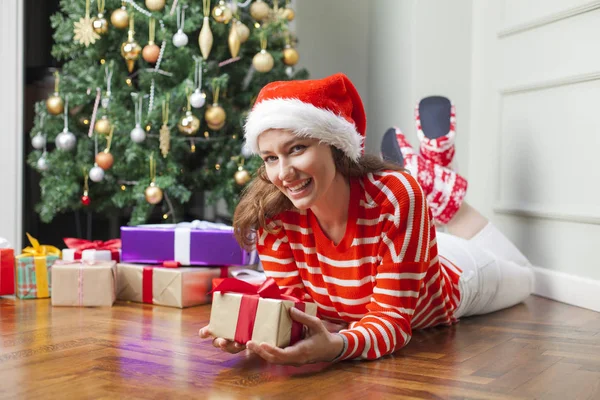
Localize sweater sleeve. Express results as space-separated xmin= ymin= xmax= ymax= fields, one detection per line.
xmin=255 ymin=220 xmax=306 ymax=292
xmin=337 ymin=174 xmax=432 ymax=360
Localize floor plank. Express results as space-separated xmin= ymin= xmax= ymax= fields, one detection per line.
xmin=1 ymin=295 xmax=599 ymax=399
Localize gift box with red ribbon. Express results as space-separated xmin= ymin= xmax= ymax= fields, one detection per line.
xmin=116 ymin=263 xmax=229 ymax=308
xmin=51 ymin=260 xmax=117 ymax=307
xmin=0 ymin=248 xmax=15 ymax=296
xmin=62 ymin=238 xmax=121 ymax=262
xmin=209 ymin=278 xmax=317 ymax=348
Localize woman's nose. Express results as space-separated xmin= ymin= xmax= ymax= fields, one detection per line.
xmin=278 ymin=162 xmax=294 ymax=181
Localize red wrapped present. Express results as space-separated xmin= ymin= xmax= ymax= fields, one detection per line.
xmin=62 ymin=238 xmax=121 ymax=262
xmin=0 ymin=248 xmax=15 ymax=296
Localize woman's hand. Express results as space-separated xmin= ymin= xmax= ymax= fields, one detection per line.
xmin=246 ymin=307 xmax=345 ymax=366
xmin=198 ymin=326 xmax=246 ymax=354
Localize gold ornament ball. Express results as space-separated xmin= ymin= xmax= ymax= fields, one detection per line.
xmin=236 ymin=20 xmax=250 ymax=43
xmin=145 ymin=183 xmax=163 ymax=205
xmin=253 ymin=50 xmax=275 ymax=73
xmin=177 ymin=111 xmax=201 ymax=135
xmin=250 ymin=0 xmax=270 ymax=21
xmin=95 ymin=151 xmax=114 ymax=170
xmin=234 ymin=168 xmax=251 ymax=185
xmin=94 ymin=116 xmax=112 ymax=135
xmin=110 ymin=7 xmax=129 ymax=29
xmin=145 ymin=0 xmax=166 ymax=12
xmin=283 ymin=46 xmax=299 ymax=66
xmin=121 ymin=39 xmax=142 ymax=72
xmin=142 ymin=43 xmax=161 ymax=63
xmin=212 ymin=1 xmax=232 ymax=23
xmin=46 ymin=94 xmax=64 ymax=115
xmin=282 ymin=7 xmax=295 ymax=21
xmin=205 ymin=104 xmax=226 ymax=128
xmin=92 ymin=13 xmax=109 ymax=34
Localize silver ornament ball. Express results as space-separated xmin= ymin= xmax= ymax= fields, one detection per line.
xmin=55 ymin=129 xmax=77 ymax=151
xmin=172 ymin=30 xmax=189 ymax=48
xmin=32 ymin=132 xmax=46 ymax=150
xmin=190 ymin=90 xmax=206 ymax=108
xmin=36 ymin=156 xmax=49 ymax=171
xmin=89 ymin=165 xmax=105 ymax=182
xmin=130 ymin=124 xmax=146 ymax=143
xmin=241 ymin=144 xmax=253 ymax=158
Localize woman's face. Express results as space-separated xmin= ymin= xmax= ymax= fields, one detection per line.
xmin=257 ymin=129 xmax=337 ymax=210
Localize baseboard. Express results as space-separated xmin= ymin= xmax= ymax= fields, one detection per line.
xmin=532 ymin=266 xmax=600 ymax=313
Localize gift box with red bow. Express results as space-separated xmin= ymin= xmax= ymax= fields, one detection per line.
xmin=116 ymin=263 xmax=229 ymax=308
xmin=209 ymin=278 xmax=317 ymax=348
xmin=62 ymin=238 xmax=121 ymax=262
xmin=51 ymin=260 xmax=117 ymax=307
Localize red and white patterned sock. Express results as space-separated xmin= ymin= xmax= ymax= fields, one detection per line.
xmin=394 ymin=127 xmax=467 ymax=225
xmin=415 ymin=102 xmax=456 ymax=168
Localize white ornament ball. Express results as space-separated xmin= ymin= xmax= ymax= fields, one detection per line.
xmin=55 ymin=129 xmax=77 ymax=151
xmin=89 ymin=165 xmax=105 ymax=182
xmin=172 ymin=30 xmax=188 ymax=48
xmin=32 ymin=132 xmax=46 ymax=150
xmin=241 ymin=144 xmax=253 ymax=158
xmin=190 ymin=90 xmax=206 ymax=108
xmin=37 ymin=156 xmax=49 ymax=171
xmin=130 ymin=124 xmax=146 ymax=143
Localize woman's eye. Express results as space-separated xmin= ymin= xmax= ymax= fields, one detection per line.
xmin=291 ymin=144 xmax=306 ymax=153
xmin=264 ymin=155 xmax=277 ymax=163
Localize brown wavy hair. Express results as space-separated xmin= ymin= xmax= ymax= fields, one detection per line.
xmin=233 ymin=147 xmax=404 ymax=250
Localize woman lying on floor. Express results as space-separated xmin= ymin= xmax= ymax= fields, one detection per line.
xmin=199 ymin=73 xmax=534 ymax=364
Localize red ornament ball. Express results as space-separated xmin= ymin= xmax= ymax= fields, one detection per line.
xmin=81 ymin=195 xmax=91 ymax=206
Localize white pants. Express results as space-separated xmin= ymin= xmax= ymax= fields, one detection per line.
xmin=437 ymin=223 xmax=535 ymax=318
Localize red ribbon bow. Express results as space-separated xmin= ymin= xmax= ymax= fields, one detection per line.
xmin=212 ymin=278 xmax=307 ymax=345
xmin=63 ymin=238 xmax=121 ymax=262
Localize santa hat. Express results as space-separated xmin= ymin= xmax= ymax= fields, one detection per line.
xmin=244 ymin=73 xmax=366 ymax=161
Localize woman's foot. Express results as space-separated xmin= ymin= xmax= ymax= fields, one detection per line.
xmin=416 ymin=96 xmax=456 ymax=168
xmin=396 ymin=128 xmax=468 ymax=225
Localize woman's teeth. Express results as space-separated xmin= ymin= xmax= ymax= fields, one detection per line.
xmin=288 ymin=178 xmax=311 ymax=192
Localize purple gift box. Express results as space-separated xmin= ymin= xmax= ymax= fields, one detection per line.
xmin=121 ymin=221 xmax=254 ymax=267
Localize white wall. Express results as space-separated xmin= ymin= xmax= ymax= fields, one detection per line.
xmin=0 ymin=0 xmax=23 ymax=250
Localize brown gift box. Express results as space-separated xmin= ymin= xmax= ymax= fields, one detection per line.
xmin=51 ymin=260 xmax=117 ymax=307
xmin=117 ymin=263 xmax=225 ymax=308
xmin=209 ymin=292 xmax=318 ymax=347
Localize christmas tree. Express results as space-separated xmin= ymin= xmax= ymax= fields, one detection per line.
xmin=27 ymin=0 xmax=307 ymax=226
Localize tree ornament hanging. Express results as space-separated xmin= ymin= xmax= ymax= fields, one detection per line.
xmin=253 ymin=35 xmax=274 ymax=73
xmin=96 ymin=126 xmax=114 ymax=170
xmin=190 ymin=57 xmax=206 ymax=109
xmin=36 ymin=153 xmax=49 ymax=172
xmin=121 ymin=15 xmax=141 ymax=73
xmin=205 ymin=83 xmax=226 ymax=130
xmin=89 ymin=164 xmax=105 ymax=182
xmin=235 ymin=19 xmax=250 ymax=43
xmin=199 ymin=0 xmax=214 ymax=59
xmin=250 ymin=0 xmax=270 ymax=21
xmin=92 ymin=0 xmax=109 ymax=35
xmin=283 ymin=34 xmax=299 ymax=66
xmin=95 ymin=64 xmax=113 ymax=135
xmin=94 ymin=115 xmax=111 ymax=135
xmin=282 ymin=0 xmax=295 ymax=21
xmin=32 ymin=115 xmax=46 ymax=150
xmin=46 ymin=71 xmax=64 ymax=116
xmin=234 ymin=158 xmax=251 ymax=185
xmin=228 ymin=20 xmax=241 ymax=58
xmin=159 ymin=94 xmax=171 ymax=158
xmin=74 ymin=0 xmax=101 ymax=47
xmin=130 ymin=93 xmax=146 ymax=143
xmin=145 ymin=0 xmax=166 ymax=12
xmin=111 ymin=2 xmax=129 ymax=29
xmin=172 ymin=6 xmax=189 ymax=48
xmin=81 ymin=170 xmax=91 ymax=206
xmin=143 ymin=18 xmax=160 ymax=63
xmin=212 ymin=0 xmax=233 ymax=24
xmin=55 ymin=96 xmax=77 ymax=151
xmin=145 ymin=153 xmax=163 ymax=204
xmin=178 ymin=90 xmax=200 ymax=136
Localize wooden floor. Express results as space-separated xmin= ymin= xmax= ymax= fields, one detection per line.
xmin=1 ymin=296 xmax=600 ymax=400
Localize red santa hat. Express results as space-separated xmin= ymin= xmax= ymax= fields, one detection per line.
xmin=244 ymin=73 xmax=366 ymax=161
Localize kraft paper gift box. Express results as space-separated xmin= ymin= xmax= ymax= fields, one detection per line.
xmin=116 ymin=263 xmax=228 ymax=308
xmin=16 ymin=234 xmax=60 ymax=299
xmin=0 ymin=248 xmax=15 ymax=296
xmin=209 ymin=278 xmax=318 ymax=348
xmin=212 ymin=267 xmax=266 ymax=291
xmin=62 ymin=238 xmax=122 ymax=262
xmin=120 ymin=220 xmax=255 ymax=267
xmin=51 ymin=260 xmax=117 ymax=307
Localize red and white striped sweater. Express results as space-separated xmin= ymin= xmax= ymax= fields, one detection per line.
xmin=256 ymin=170 xmax=462 ymax=361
